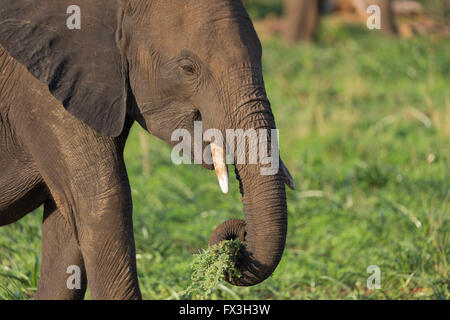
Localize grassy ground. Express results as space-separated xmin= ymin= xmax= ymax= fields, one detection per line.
xmin=1 ymin=13 xmax=449 ymax=299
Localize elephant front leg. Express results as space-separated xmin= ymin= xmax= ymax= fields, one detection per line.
xmin=35 ymin=200 xmax=87 ymax=300
xmin=77 ymin=194 xmax=142 ymax=300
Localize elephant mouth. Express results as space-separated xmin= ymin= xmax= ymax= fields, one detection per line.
xmin=209 ymin=141 xmax=295 ymax=195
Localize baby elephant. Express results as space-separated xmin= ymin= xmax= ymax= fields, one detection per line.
xmin=0 ymin=0 xmax=294 ymax=299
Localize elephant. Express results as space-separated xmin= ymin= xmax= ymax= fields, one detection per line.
xmin=0 ymin=0 xmax=295 ymax=299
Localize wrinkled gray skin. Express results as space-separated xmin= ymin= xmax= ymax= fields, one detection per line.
xmin=0 ymin=0 xmax=291 ymax=299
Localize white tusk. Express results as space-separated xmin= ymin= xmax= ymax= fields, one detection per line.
xmin=280 ymin=159 xmax=296 ymax=191
xmin=211 ymin=143 xmax=229 ymax=194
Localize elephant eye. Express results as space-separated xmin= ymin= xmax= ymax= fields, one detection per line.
xmin=178 ymin=56 xmax=199 ymax=78
xmin=181 ymin=64 xmax=196 ymax=76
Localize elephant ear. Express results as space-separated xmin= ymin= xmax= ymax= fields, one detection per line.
xmin=0 ymin=0 xmax=126 ymax=137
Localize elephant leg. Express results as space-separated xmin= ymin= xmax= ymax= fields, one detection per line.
xmin=10 ymin=94 xmax=140 ymax=299
xmin=34 ymin=175 xmax=141 ymax=300
xmin=75 ymin=192 xmax=142 ymax=300
xmin=35 ymin=200 xmax=87 ymax=300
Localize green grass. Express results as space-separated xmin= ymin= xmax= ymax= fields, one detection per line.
xmin=1 ymin=17 xmax=449 ymax=300
xmin=183 ymin=239 xmax=243 ymax=300
xmin=243 ymin=0 xmax=284 ymax=19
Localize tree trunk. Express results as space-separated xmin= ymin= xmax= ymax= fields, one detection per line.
xmin=353 ymin=0 xmax=398 ymax=35
xmin=377 ymin=0 xmax=398 ymax=35
xmin=283 ymin=0 xmax=320 ymax=42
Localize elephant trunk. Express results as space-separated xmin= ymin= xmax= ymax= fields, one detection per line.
xmin=209 ymin=171 xmax=287 ymax=286
xmin=209 ymin=99 xmax=290 ymax=286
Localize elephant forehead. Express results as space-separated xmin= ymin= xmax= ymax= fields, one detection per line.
xmin=145 ymin=0 xmax=261 ymax=71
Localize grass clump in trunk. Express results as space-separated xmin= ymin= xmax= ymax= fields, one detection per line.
xmin=184 ymin=239 xmax=244 ymax=299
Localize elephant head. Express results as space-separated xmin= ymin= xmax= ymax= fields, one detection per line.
xmin=0 ymin=0 xmax=295 ymax=286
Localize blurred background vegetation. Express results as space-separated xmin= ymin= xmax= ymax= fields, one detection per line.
xmin=1 ymin=0 xmax=449 ymax=299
